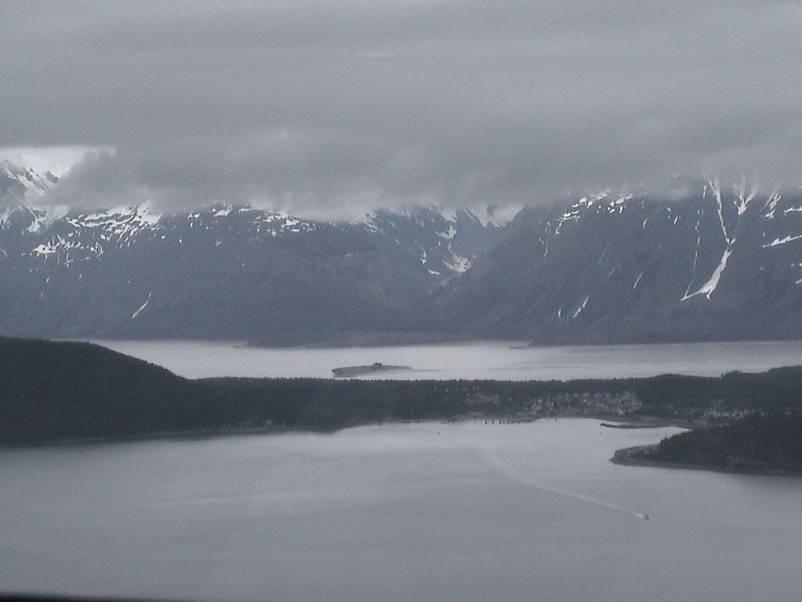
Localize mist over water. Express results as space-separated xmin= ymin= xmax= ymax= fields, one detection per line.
xmin=1 ymin=420 xmax=801 ymax=601
xmin=95 ymin=339 xmax=802 ymax=380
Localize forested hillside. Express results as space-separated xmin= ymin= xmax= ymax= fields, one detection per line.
xmin=3 ymin=337 xmax=802 ymax=445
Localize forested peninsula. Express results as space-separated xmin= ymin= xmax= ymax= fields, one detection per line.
xmin=2 ymin=337 xmax=802 ymax=476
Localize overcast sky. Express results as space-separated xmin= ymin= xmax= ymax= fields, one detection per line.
xmin=2 ymin=1 xmax=801 ymax=214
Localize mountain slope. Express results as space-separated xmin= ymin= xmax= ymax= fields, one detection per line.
xmin=435 ymin=181 xmax=802 ymax=343
xmin=3 ymin=160 xmax=801 ymax=346
xmin=0 ymin=161 xmax=509 ymax=344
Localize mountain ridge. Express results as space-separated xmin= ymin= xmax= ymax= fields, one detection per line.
xmin=434 ymin=180 xmax=802 ymax=343
xmin=2 ymin=160 xmax=800 ymax=345
xmin=0 ymin=160 xmax=509 ymax=344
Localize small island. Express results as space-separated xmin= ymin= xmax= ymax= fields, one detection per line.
xmin=332 ymin=362 xmax=412 ymax=378
xmin=613 ymin=413 xmax=802 ymax=476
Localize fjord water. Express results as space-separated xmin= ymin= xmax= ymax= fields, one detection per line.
xmin=95 ymin=339 xmax=802 ymax=380
xmin=1 ymin=420 xmax=801 ymax=601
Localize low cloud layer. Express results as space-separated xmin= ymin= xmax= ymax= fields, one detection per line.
xmin=2 ymin=1 xmax=802 ymax=213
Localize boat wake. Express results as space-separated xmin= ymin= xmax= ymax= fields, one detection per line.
xmin=479 ymin=448 xmax=650 ymax=520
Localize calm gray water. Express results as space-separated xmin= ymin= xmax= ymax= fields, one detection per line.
xmin=94 ymin=339 xmax=802 ymax=380
xmin=2 ymin=420 xmax=801 ymax=601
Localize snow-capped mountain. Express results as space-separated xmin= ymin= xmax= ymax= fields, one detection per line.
xmin=0 ymin=159 xmax=57 ymax=203
xmin=434 ymin=179 xmax=802 ymax=343
xmin=0 ymin=162 xmax=511 ymax=344
xmin=2 ymin=160 xmax=800 ymax=345
xmin=0 ymin=160 xmax=60 ymax=232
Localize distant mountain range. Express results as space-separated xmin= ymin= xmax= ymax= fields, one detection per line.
xmin=2 ymin=159 xmax=800 ymax=345
xmin=0 ymin=160 xmax=509 ymax=344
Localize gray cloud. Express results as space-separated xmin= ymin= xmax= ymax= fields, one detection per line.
xmin=2 ymin=0 xmax=802 ymax=213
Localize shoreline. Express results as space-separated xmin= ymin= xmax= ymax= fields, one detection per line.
xmin=9 ymin=417 xmax=798 ymax=480
xmin=1 ymin=414 xmax=686 ymax=451
xmin=0 ymin=425 xmax=294 ymax=450
xmin=600 ymin=418 xmax=682 ymax=429
xmin=611 ymin=444 xmax=802 ymax=478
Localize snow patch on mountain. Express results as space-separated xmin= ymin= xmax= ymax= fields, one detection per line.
xmin=572 ymin=296 xmax=589 ymax=319
xmin=443 ymin=250 xmax=472 ymax=273
xmin=683 ymin=177 xmax=741 ymax=301
xmin=764 ymin=233 xmax=802 ymax=247
xmin=553 ymin=191 xmax=636 ymax=237
xmin=131 ymin=292 xmax=152 ymax=320
xmin=734 ymin=177 xmax=759 ymax=216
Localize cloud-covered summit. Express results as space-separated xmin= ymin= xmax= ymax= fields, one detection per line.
xmin=2 ymin=1 xmax=801 ymax=214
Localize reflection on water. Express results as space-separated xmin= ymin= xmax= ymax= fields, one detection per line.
xmin=93 ymin=339 xmax=802 ymax=380
xmin=2 ymin=420 xmax=801 ymax=601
